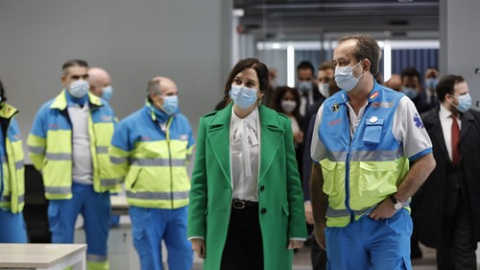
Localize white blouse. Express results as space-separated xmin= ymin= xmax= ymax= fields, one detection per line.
xmin=230 ymin=107 xmax=260 ymax=202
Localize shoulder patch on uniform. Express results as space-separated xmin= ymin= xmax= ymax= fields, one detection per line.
xmin=413 ymin=114 xmax=424 ymax=128
xmin=332 ymin=103 xmax=340 ymax=112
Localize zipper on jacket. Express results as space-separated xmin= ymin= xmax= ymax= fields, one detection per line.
xmin=165 ymin=118 xmax=174 ymax=209
xmin=345 ymin=109 xmax=354 ymax=223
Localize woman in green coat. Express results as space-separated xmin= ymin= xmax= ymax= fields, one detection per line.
xmin=188 ymin=58 xmax=307 ymax=270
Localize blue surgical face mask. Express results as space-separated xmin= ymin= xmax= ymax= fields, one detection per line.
xmin=452 ymin=93 xmax=472 ymax=113
xmin=160 ymin=95 xmax=179 ymax=115
xmin=425 ymin=78 xmax=438 ymax=90
xmin=298 ymin=81 xmax=313 ymax=93
xmin=334 ymin=61 xmax=363 ymax=92
xmin=102 ymin=86 xmax=113 ymax=101
xmin=229 ymin=85 xmax=258 ymax=109
xmin=68 ymin=80 xmax=89 ymax=99
xmin=318 ymin=83 xmax=330 ymax=98
xmin=401 ymin=86 xmax=418 ymax=100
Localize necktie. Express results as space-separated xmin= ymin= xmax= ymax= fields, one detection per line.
xmin=451 ymin=114 xmax=461 ymax=166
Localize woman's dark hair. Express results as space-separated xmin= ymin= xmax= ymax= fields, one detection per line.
xmin=272 ymin=86 xmax=302 ymax=121
xmin=436 ymin=75 xmax=465 ymax=102
xmin=0 ymin=80 xmax=7 ymax=103
xmin=223 ymin=58 xmax=270 ymax=100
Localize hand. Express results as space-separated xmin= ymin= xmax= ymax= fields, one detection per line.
xmin=368 ymin=198 xmax=397 ymax=221
xmin=288 ymin=240 xmax=304 ymax=250
xmin=304 ymin=201 xmax=314 ymax=225
xmin=191 ymin=239 xmax=206 ymax=258
xmin=313 ymin=223 xmax=327 ymax=251
xmin=293 ymin=131 xmax=304 ymax=144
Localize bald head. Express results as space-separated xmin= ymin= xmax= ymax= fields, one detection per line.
xmin=385 ymin=74 xmax=402 ymax=91
xmin=147 ymin=77 xmax=178 ymax=97
xmin=88 ymin=67 xmax=111 ymax=97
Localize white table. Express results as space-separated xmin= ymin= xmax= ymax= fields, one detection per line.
xmin=0 ymin=244 xmax=86 ymax=270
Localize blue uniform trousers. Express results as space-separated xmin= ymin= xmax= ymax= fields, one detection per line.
xmin=0 ymin=209 xmax=27 ymax=243
xmin=47 ymin=183 xmax=110 ymax=266
xmin=130 ymin=205 xmax=193 ymax=270
xmin=325 ymin=208 xmax=412 ymax=270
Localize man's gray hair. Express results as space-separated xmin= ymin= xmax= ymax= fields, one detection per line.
xmin=147 ymin=79 xmax=162 ymax=96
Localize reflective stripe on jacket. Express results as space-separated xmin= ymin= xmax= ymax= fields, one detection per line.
xmin=110 ymin=103 xmax=194 ymax=209
xmin=27 ymin=91 xmax=119 ymax=199
xmin=318 ymin=82 xmax=409 ymax=227
xmin=0 ymin=104 xmax=25 ymax=213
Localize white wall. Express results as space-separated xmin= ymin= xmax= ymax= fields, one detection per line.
xmin=440 ymin=0 xmax=480 ymax=109
xmin=0 ymin=0 xmax=232 ymax=162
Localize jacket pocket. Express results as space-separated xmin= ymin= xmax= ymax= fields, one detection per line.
xmin=358 ymin=161 xmax=397 ymax=197
xmin=319 ymin=160 xmax=339 ymax=196
xmin=363 ymin=117 xmax=384 ymax=145
xmin=126 ymin=168 xmax=142 ymax=190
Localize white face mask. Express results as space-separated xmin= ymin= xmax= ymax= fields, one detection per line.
xmin=318 ymin=83 xmax=330 ymax=98
xmin=334 ymin=61 xmax=364 ymax=92
xmin=281 ymin=100 xmax=297 ymax=113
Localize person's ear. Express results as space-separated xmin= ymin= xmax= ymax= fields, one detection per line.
xmin=362 ymin=59 xmax=371 ymax=73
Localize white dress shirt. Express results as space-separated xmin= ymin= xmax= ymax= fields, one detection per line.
xmin=230 ymin=107 xmax=260 ymax=202
xmin=439 ymin=103 xmax=462 ymax=162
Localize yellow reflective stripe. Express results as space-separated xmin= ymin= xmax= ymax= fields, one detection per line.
xmin=126 ymin=190 xmax=189 ymax=200
xmin=96 ymin=146 xmax=109 ymax=154
xmin=87 ymin=254 xmax=108 ymax=262
xmin=28 ymin=145 xmax=45 ymax=154
xmin=0 ymin=194 xmax=25 ymax=204
xmin=326 ymin=149 xmax=403 ymax=162
xmin=45 ymin=153 xmax=71 ymax=160
xmin=130 ymin=158 xmax=185 ymax=166
xmin=350 ymin=150 xmax=404 ymax=162
xmin=44 ymin=186 xmax=71 ymax=195
xmin=100 ymin=178 xmax=121 ymax=186
xmin=15 ymin=160 xmax=23 ymax=170
xmin=110 ymin=156 xmax=127 ymax=164
xmin=326 ymin=206 xmax=374 ymax=218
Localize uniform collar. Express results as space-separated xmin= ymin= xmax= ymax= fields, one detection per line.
xmin=50 ymin=90 xmax=103 ymax=110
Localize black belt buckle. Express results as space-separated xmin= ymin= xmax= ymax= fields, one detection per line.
xmin=232 ymin=199 xmax=245 ymax=210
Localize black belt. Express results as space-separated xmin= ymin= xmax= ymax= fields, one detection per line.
xmin=232 ymin=199 xmax=258 ymax=210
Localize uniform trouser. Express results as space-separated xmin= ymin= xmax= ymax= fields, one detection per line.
xmin=0 ymin=208 xmax=27 ymax=243
xmin=436 ymin=190 xmax=477 ymax=270
xmin=130 ymin=205 xmax=193 ymax=270
xmin=325 ymin=209 xmax=412 ymax=270
xmin=48 ymin=183 xmax=110 ymax=270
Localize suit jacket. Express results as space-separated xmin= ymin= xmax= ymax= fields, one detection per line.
xmin=188 ymin=104 xmax=307 ymax=270
xmin=416 ymin=106 xmax=480 ymax=247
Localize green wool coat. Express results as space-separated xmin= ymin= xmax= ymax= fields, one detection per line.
xmin=188 ymin=104 xmax=307 ymax=270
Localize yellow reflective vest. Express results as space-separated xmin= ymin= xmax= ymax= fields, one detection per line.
xmin=0 ymin=104 xmax=25 ymax=213
xmin=27 ymin=91 xmax=119 ymax=200
xmin=109 ymin=103 xmax=195 ymax=209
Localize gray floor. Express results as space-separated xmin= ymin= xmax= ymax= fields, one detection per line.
xmin=190 ymin=244 xmax=445 ymax=270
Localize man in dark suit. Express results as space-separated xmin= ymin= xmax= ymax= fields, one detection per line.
xmin=401 ymin=67 xmax=435 ymax=114
xmin=297 ymin=61 xmax=322 ymax=116
xmin=418 ymin=75 xmax=480 ymax=269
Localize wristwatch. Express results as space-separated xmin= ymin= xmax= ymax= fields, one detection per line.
xmin=389 ymin=195 xmax=403 ymax=210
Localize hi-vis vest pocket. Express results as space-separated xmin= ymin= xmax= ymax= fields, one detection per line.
xmin=358 ymin=161 xmax=397 ymax=197
xmin=363 ymin=117 xmax=384 ymax=145
xmin=320 ymin=159 xmax=339 ymax=196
